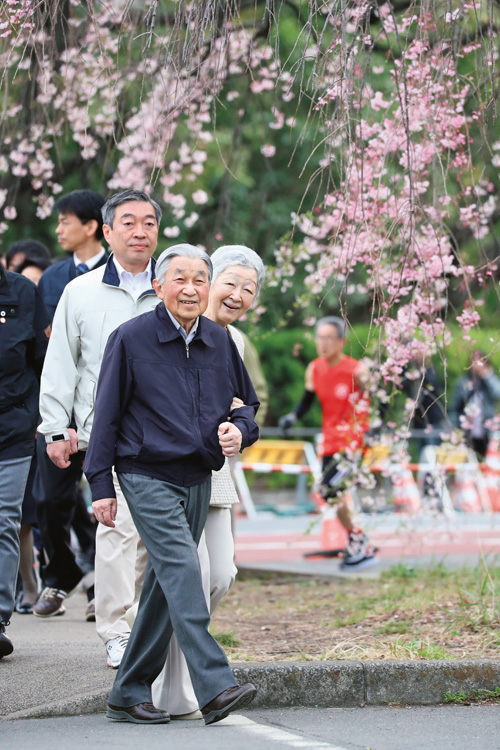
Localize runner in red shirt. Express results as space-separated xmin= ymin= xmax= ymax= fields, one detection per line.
xmin=280 ymin=316 xmax=377 ymax=568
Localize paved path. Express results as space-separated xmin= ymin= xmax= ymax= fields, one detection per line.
xmin=3 ymin=706 xmax=500 ymax=750
xmin=2 ymin=509 xmax=499 ymax=721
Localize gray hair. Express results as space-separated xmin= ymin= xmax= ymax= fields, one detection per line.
xmin=155 ymin=244 xmax=213 ymax=285
xmin=315 ymin=316 xmax=345 ymax=338
xmin=211 ymin=245 xmax=266 ymax=295
xmin=101 ymin=189 xmax=162 ymax=228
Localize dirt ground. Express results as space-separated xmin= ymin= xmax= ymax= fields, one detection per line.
xmin=211 ymin=567 xmax=500 ymax=662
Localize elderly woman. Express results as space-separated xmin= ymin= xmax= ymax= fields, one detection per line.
xmin=150 ymin=244 xmax=266 ymax=717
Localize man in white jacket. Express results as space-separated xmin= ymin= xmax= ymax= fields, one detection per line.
xmin=38 ymin=189 xmax=161 ymax=668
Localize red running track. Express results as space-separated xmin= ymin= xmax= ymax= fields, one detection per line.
xmin=234 ymin=527 xmax=500 ymax=564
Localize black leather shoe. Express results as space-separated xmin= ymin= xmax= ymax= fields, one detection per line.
xmin=0 ymin=626 xmax=13 ymax=659
xmin=106 ymin=702 xmax=170 ymax=724
xmin=202 ymin=683 xmax=257 ymax=725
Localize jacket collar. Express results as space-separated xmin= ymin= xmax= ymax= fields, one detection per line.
xmin=155 ymin=303 xmax=216 ymax=348
xmin=101 ymin=253 xmax=156 ymax=298
xmin=0 ymin=263 xmax=7 ymax=291
xmin=0 ymin=265 xmax=14 ymax=297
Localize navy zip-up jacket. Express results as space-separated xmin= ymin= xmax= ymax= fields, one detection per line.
xmin=0 ymin=267 xmax=50 ymax=460
xmin=84 ymin=303 xmax=260 ymax=501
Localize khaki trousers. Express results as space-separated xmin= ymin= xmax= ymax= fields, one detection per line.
xmin=94 ymin=472 xmax=147 ymax=643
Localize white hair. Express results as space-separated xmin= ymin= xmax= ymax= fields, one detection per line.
xmin=155 ymin=244 xmax=212 ymax=285
xmin=211 ymin=245 xmax=266 ymax=295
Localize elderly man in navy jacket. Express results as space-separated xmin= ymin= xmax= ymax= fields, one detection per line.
xmin=84 ymin=245 xmax=259 ymax=726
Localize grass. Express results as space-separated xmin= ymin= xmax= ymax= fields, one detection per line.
xmin=211 ymin=560 xmax=500 ymax=662
xmin=376 ymin=621 xmax=410 ymax=635
xmin=388 ymin=639 xmax=451 ymax=660
xmin=451 ymin=555 xmax=500 ymax=631
xmin=443 ymin=687 xmax=500 ymax=704
xmin=211 ymin=630 xmax=241 ymax=648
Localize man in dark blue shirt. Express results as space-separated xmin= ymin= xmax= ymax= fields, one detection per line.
xmin=34 ymin=189 xmax=107 ymax=621
xmin=0 ymin=265 xmax=50 ymax=658
xmin=85 ymin=245 xmax=259 ymax=726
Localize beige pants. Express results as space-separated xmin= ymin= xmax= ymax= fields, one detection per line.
xmin=94 ymin=473 xmax=148 ymax=644
xmin=151 ymin=506 xmax=237 ymax=714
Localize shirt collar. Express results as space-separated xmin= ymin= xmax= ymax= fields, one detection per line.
xmin=155 ymin=304 xmax=216 ymax=347
xmin=101 ymin=254 xmax=157 ymax=293
xmin=166 ymin=308 xmax=199 ymax=344
xmin=73 ymin=247 xmax=106 ymax=270
xmin=112 ymin=256 xmax=152 ymax=281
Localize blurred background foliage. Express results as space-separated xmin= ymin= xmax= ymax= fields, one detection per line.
xmin=248 ymin=324 xmax=500 ymax=427
xmin=2 ymin=0 xmax=500 ymax=430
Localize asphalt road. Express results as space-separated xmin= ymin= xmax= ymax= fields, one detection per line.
xmin=3 ymin=706 xmax=500 ymax=750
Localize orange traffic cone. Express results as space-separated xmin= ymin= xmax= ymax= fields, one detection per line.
xmin=392 ymin=469 xmax=422 ymax=514
xmin=483 ymin=440 xmax=500 ymax=511
xmin=453 ymin=472 xmax=482 ymax=512
xmin=320 ymin=509 xmax=349 ymax=551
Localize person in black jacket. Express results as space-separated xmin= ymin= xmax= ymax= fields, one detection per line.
xmin=450 ymin=350 xmax=500 ymax=458
xmin=0 ymin=265 xmax=50 ymax=658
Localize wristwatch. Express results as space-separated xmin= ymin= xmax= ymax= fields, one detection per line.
xmin=47 ymin=433 xmax=69 ymax=443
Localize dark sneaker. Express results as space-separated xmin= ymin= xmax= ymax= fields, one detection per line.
xmin=341 ymin=529 xmax=378 ymax=568
xmin=85 ymin=598 xmax=96 ymax=622
xmin=0 ymin=624 xmax=13 ymax=659
xmin=33 ymin=587 xmax=67 ymax=617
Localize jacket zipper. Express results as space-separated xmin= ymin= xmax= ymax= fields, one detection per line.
xmin=186 ymin=342 xmax=190 ymax=358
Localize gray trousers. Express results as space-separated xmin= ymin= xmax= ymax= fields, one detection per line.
xmin=109 ymin=473 xmax=236 ymax=708
xmin=0 ymin=456 xmax=32 ymax=624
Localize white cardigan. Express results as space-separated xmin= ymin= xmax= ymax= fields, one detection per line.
xmin=210 ymin=325 xmax=245 ymax=507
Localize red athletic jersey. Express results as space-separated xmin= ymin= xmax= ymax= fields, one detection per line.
xmin=311 ymin=355 xmax=369 ymax=456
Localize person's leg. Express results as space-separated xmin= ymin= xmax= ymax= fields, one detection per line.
xmin=17 ymin=525 xmax=38 ymax=610
xmin=204 ymin=507 xmax=237 ymax=614
xmin=109 ymin=475 xmax=235 ymax=709
xmin=0 ymin=456 xmax=32 ymax=632
xmin=34 ymin=434 xmax=85 ymax=593
xmin=95 ymin=473 xmax=140 ymax=651
xmin=320 ymin=455 xmax=376 ymax=566
xmin=336 ymin=496 xmax=353 ymax=531
xmin=151 ymin=531 xmax=211 ymax=715
xmin=72 ymin=485 xmax=96 ymax=573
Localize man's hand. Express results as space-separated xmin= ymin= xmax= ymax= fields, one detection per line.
xmin=46 ymin=428 xmax=79 ymax=469
xmin=230 ymin=396 xmax=245 ymax=410
xmin=92 ymin=498 xmax=117 ymax=528
xmin=218 ymin=422 xmax=243 ymax=457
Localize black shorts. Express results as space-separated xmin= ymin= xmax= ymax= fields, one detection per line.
xmin=320 ymin=455 xmax=353 ymax=501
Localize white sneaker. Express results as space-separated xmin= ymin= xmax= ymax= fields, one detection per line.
xmin=106 ymin=634 xmax=129 ymax=669
xmin=124 ymin=602 xmax=138 ymax=629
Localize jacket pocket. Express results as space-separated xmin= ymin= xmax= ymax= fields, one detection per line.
xmin=82 ymin=381 xmax=97 ymax=428
xmin=137 ymin=419 xmax=177 ymax=462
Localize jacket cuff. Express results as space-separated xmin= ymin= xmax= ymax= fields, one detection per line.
xmin=87 ymin=477 xmax=117 ymax=503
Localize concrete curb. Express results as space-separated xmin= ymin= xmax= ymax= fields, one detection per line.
xmin=3 ymin=660 xmax=500 ymax=721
